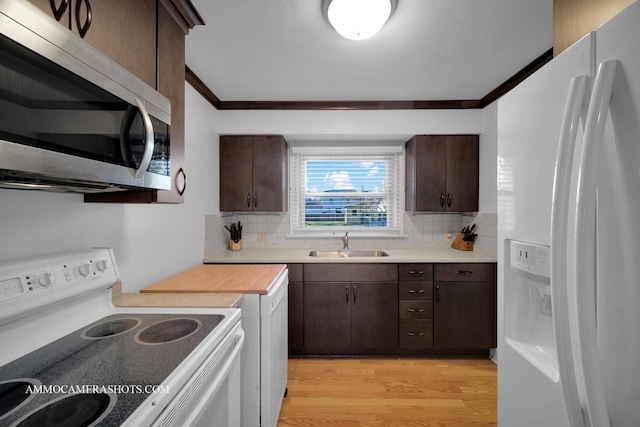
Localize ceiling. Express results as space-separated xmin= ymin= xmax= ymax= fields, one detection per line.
xmin=184 ymin=0 xmax=553 ymax=106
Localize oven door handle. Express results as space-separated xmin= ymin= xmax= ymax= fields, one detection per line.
xmin=133 ymin=98 xmax=155 ymax=179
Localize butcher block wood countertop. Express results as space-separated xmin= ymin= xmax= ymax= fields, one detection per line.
xmin=140 ymin=264 xmax=287 ymax=295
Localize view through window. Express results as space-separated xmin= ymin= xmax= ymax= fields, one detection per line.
xmin=305 ymin=160 xmax=388 ymax=226
xmin=290 ymin=147 xmax=402 ymax=235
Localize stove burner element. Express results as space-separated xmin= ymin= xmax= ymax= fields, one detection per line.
xmin=0 ymin=379 xmax=40 ymax=421
xmin=80 ymin=317 xmax=142 ymax=340
xmin=10 ymin=392 xmax=116 ymax=427
xmin=134 ymin=318 xmax=202 ymax=345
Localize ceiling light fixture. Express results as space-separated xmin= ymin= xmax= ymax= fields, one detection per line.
xmin=321 ymin=0 xmax=398 ymax=41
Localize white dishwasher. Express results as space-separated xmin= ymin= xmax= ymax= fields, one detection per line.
xmin=239 ymin=267 xmax=288 ymax=427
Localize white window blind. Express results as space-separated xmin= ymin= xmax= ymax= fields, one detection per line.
xmin=290 ymin=146 xmax=403 ymax=235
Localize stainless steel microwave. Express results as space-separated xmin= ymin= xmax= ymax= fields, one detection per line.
xmin=0 ymin=1 xmax=171 ymax=193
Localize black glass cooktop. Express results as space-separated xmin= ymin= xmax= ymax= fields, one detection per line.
xmin=0 ymin=313 xmax=224 ymax=426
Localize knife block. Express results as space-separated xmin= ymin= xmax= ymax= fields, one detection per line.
xmin=451 ymin=233 xmax=474 ymax=251
xmin=229 ymin=239 xmax=242 ymax=251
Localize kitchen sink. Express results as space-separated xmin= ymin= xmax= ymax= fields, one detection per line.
xmin=308 ymin=250 xmax=390 ymax=258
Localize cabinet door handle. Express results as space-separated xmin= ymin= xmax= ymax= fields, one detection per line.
xmin=440 ymin=193 xmax=445 ymax=208
xmin=50 ymin=0 xmax=69 ymax=21
xmin=407 ymin=332 xmax=426 ymax=337
xmin=353 ymin=285 xmax=357 ymax=304
xmin=75 ymin=0 xmax=92 ymax=38
xmin=346 ymin=285 xmax=349 ymax=304
xmin=254 ymin=193 xmax=258 ymax=208
xmin=176 ymin=167 xmax=187 ymax=196
xmin=407 ymin=308 xmax=425 ymax=313
xmin=454 ymin=270 xmax=473 ymax=275
xmin=408 ymin=270 xmax=424 ymax=276
xmin=247 ymin=193 xmax=251 ymax=208
xmin=447 ymin=193 xmax=452 ymax=208
xmin=435 ymin=285 xmax=441 ymax=302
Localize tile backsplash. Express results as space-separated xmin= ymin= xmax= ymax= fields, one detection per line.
xmin=205 ymin=212 xmax=497 ymax=256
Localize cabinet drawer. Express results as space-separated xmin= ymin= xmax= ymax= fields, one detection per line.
xmin=399 ymin=320 xmax=433 ymax=348
xmin=304 ymin=263 xmax=397 ymax=282
xmin=399 ymin=301 xmax=433 ymax=319
xmin=434 ymin=263 xmax=496 ymax=282
xmin=398 ymin=283 xmax=433 ymax=300
xmin=399 ymin=264 xmax=433 ymax=282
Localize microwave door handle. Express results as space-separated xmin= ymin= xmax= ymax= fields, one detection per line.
xmin=132 ymin=98 xmax=154 ymax=179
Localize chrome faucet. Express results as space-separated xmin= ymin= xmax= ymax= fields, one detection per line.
xmin=341 ymin=232 xmax=349 ymax=250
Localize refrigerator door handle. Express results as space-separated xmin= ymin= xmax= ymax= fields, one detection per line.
xmin=575 ymin=59 xmax=617 ymax=427
xmin=550 ymin=74 xmax=590 ymax=427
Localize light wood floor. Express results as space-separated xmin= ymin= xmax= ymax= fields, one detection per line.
xmin=277 ymin=358 xmax=497 ymax=427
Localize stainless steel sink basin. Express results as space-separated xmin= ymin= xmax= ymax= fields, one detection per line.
xmin=308 ymin=250 xmax=389 ymax=258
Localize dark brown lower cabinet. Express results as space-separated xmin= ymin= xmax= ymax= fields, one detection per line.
xmin=304 ymin=282 xmax=351 ymax=350
xmin=434 ymin=281 xmax=496 ymax=349
xmin=303 ymin=282 xmax=398 ymax=352
xmin=351 ymin=282 xmax=398 ymax=349
xmin=287 ymin=264 xmax=304 ymax=354
xmin=288 ymin=262 xmax=496 ymax=356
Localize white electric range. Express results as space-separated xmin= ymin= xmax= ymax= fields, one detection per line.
xmin=0 ymin=248 xmax=243 ymax=426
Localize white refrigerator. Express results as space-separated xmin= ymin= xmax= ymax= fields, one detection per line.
xmin=497 ymin=2 xmax=640 ymax=426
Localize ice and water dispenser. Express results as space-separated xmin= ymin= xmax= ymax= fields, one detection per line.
xmin=504 ymin=239 xmax=559 ymax=381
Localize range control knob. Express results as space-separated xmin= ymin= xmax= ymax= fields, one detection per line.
xmin=95 ymin=260 xmax=108 ymax=272
xmin=78 ymin=263 xmax=91 ymax=277
xmin=37 ymin=273 xmax=52 ymax=287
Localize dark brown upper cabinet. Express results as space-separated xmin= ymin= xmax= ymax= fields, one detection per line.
xmin=30 ymin=0 xmax=158 ymax=88
xmin=405 ymin=135 xmax=479 ymax=212
xmin=81 ymin=1 xmax=203 ymax=204
xmin=220 ymin=135 xmax=288 ymax=212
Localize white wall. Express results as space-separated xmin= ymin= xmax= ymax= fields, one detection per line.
xmin=0 ymin=84 xmax=219 ymax=292
xmin=217 ymin=109 xmax=483 ymax=139
xmin=480 ymin=101 xmax=498 ymax=213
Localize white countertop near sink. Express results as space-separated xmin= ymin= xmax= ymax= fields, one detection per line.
xmin=203 ymin=245 xmax=497 ymax=264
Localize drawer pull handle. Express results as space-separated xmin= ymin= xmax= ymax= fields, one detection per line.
xmin=408 ymin=270 xmax=425 ymax=276
xmin=407 ymin=289 xmax=425 ymax=294
xmin=454 ymin=270 xmax=473 ymax=275
xmin=407 ymin=308 xmax=425 ymax=313
xmin=407 ymin=332 xmax=426 ymax=337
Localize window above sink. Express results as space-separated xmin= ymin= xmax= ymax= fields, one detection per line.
xmin=289 ymin=144 xmax=403 ymax=237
